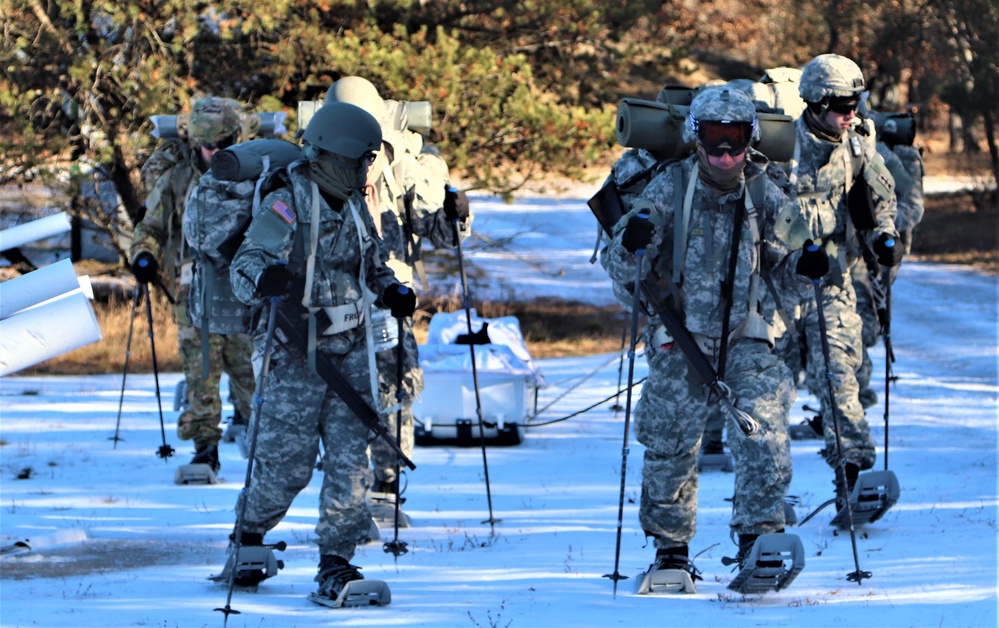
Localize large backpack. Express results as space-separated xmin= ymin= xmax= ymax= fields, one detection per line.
xmin=183 ymin=138 xmax=304 ymax=338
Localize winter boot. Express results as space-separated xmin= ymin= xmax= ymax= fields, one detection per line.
xmin=834 ymin=463 xmax=861 ymax=512
xmin=174 ymin=443 xmax=220 ymax=484
xmin=222 ymin=409 xmax=247 ymax=443
xmin=309 ymin=555 xmax=391 ymax=607
xmin=191 ymin=444 xmax=221 ymax=473
xmin=637 ymin=545 xmax=700 ymax=594
xmin=697 ymin=440 xmax=735 ymax=472
xmin=209 ymin=531 xmax=283 ymax=587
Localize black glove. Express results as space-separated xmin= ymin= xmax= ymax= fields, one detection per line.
xmin=873 ymin=232 xmax=904 ymax=267
xmin=382 ymin=284 xmax=416 ymax=318
xmin=622 ymin=213 xmax=654 ymax=253
xmin=130 ymin=252 xmax=159 ymax=284
xmin=256 ymin=264 xmax=293 ymax=298
xmin=795 ymin=240 xmax=829 ymax=280
xmin=443 ymin=185 xmax=470 ymax=222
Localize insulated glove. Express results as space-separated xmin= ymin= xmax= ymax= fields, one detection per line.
xmin=443 ymin=185 xmax=470 ymax=222
xmin=873 ymin=232 xmax=904 ymax=267
xmin=130 ymin=252 xmax=159 ymax=284
xmin=795 ymin=240 xmax=829 ymax=280
xmin=256 ymin=264 xmax=293 ymax=298
xmin=382 ymin=284 xmax=416 ymax=319
xmin=622 ymin=213 xmax=654 ymax=253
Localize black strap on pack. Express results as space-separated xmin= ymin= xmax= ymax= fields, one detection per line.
xmin=716 ymin=200 xmax=746 ymax=379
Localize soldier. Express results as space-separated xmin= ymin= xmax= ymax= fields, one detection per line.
xmin=852 ymin=103 xmax=925 ymax=409
xmin=603 ymin=87 xmax=804 ymax=579
xmin=789 ymin=54 xmax=902 ymax=498
xmin=225 ymin=101 xmax=413 ymax=603
xmin=129 ymin=97 xmax=256 ymax=477
xmin=325 ymin=76 xmax=471 ymax=510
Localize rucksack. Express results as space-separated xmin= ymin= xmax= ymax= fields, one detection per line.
xmin=183 ymin=138 xmax=304 ymax=337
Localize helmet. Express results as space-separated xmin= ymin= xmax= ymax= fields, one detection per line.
xmin=684 ymin=86 xmax=759 ymax=144
xmin=302 ymin=102 xmax=382 ymax=160
xmin=799 ymin=54 xmax=865 ymax=104
xmin=187 ymin=97 xmax=247 ymax=147
xmin=325 ymin=76 xmax=385 ymax=122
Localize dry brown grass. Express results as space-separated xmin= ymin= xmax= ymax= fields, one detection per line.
xmin=19 ymin=288 xmax=181 ymax=376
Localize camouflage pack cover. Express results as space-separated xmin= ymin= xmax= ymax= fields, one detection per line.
xmin=187 ymin=97 xmax=248 ymax=145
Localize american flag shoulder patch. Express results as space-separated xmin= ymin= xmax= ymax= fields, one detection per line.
xmin=271 ymin=200 xmax=295 ymax=224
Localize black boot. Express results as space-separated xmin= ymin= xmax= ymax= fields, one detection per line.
xmin=315 ymin=555 xmax=364 ymax=602
xmin=835 ymin=462 xmax=861 ymax=511
xmin=700 ymin=440 xmax=725 ymax=455
xmin=653 ymin=545 xmax=702 ymax=581
xmin=229 ymin=408 xmax=247 ymax=426
xmin=191 ymin=444 xmax=220 ymax=474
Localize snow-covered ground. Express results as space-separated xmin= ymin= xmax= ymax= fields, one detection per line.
xmin=1 ymin=195 xmax=997 ymax=628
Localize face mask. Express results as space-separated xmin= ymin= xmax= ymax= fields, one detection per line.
xmin=804 ymin=107 xmax=845 ymax=142
xmin=308 ymin=152 xmax=364 ymax=201
xmin=696 ymin=147 xmax=745 ymax=194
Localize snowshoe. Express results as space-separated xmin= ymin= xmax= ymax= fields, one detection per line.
xmin=637 ymin=547 xmax=700 ymax=595
xmin=222 ymin=410 xmax=247 ymax=444
xmin=209 ymin=535 xmax=285 ymax=587
xmin=175 ymin=444 xmax=220 ymax=485
xmin=367 ymin=480 xmax=411 ymax=528
xmin=1 ymin=528 xmax=87 ymax=557
xmin=308 ymin=555 xmax=390 ymax=608
xmin=697 ymin=440 xmax=734 ymax=472
xmin=725 ymin=533 xmax=805 ymax=594
xmin=830 ymin=469 xmax=900 ymax=529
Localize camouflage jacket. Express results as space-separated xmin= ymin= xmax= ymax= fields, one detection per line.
xmin=129 ymin=139 xmax=203 ymax=287
xmin=364 ymin=127 xmax=470 ymax=287
xmin=791 ymin=118 xmax=898 ymax=272
xmin=231 ymin=161 xmax=398 ymax=321
xmin=605 ymin=152 xmax=801 ymax=341
xmin=884 ymin=143 xmax=924 ymax=233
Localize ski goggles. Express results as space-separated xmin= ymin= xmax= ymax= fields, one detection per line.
xmin=697 ymin=121 xmax=753 ymax=157
xmin=827 ymin=97 xmax=860 ymax=115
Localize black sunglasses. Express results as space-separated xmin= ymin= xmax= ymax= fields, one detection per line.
xmin=828 ymin=100 xmax=859 ymax=115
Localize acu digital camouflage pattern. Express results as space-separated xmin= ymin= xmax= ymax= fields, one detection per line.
xmin=229 ymin=162 xmax=399 ymax=560
xmin=789 ymin=115 xmax=898 ymax=471
xmin=603 ymin=151 xmax=802 ymax=548
xmin=130 ymin=130 xmax=256 ymax=453
xmin=362 ymin=125 xmax=465 ymax=485
xmin=798 ymin=54 xmax=866 ymax=103
xmin=850 ymin=141 xmax=925 ymax=408
xmin=636 ymin=338 xmax=794 ymax=545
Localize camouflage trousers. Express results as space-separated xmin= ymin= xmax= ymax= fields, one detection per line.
xmin=176 ymin=308 xmax=255 ymax=451
xmin=800 ymin=278 xmax=877 ymax=470
xmin=369 ymin=318 xmax=423 ymax=487
xmin=240 ymin=326 xmax=374 ymax=561
xmin=634 ymin=336 xmax=794 ymax=548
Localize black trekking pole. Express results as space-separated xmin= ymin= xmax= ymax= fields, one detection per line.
xmin=384 ymin=317 xmax=409 ymax=558
xmin=604 ymin=235 xmax=646 ymax=596
xmin=217 ymin=296 xmax=284 ymax=624
xmin=451 ymin=211 xmax=500 ymax=529
xmin=610 ymin=324 xmax=627 ymax=414
xmin=812 ymin=279 xmax=872 ymax=585
xmin=110 ymin=284 xmax=143 ymax=448
xmin=142 ymin=283 xmax=175 ymax=461
xmin=880 ymin=268 xmax=895 ymax=471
